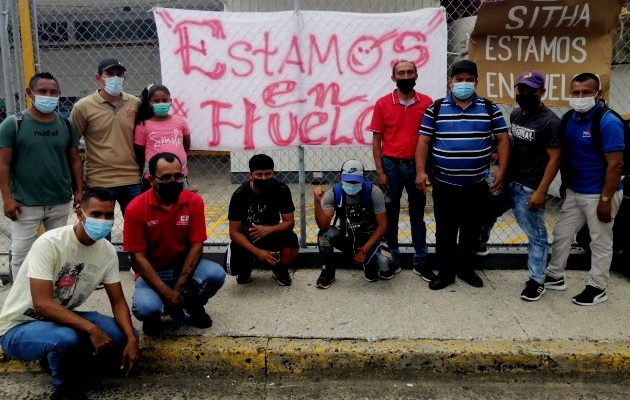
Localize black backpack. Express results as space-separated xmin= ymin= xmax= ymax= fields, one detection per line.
xmin=559 ymin=104 xmax=630 ymax=182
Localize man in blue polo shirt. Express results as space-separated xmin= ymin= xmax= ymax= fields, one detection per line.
xmin=415 ymin=60 xmax=510 ymax=290
xmin=545 ymin=73 xmax=624 ymax=306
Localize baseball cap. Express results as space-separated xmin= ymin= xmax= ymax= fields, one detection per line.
xmin=516 ymin=70 xmax=545 ymax=89
xmin=98 ymin=57 xmax=127 ymax=74
xmin=340 ymin=160 xmax=365 ymax=183
xmin=450 ymin=59 xmax=478 ymax=78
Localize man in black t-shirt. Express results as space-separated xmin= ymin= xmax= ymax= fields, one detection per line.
xmin=480 ymin=70 xmax=562 ymax=301
xmin=225 ymin=154 xmax=299 ymax=286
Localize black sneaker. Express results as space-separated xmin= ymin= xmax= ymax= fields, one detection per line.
xmin=520 ymin=279 xmax=545 ymax=301
xmin=413 ymin=265 xmax=437 ymax=283
xmin=457 ymin=271 xmax=484 ymax=287
xmin=272 ymin=267 xmax=292 ymax=286
xmin=142 ymin=318 xmax=164 ymax=336
xmin=572 ymin=285 xmax=608 ymax=306
xmin=186 ymin=305 xmax=213 ymax=329
xmin=476 ymin=245 xmax=489 ymax=256
xmin=544 ymin=275 xmax=566 ymax=291
xmin=378 ymin=268 xmax=395 ymax=280
xmin=236 ymin=269 xmax=253 ymax=284
xmin=364 ymin=265 xmax=378 ymax=282
xmin=50 ymin=388 xmax=89 ymax=400
xmin=316 ymin=265 xmax=335 ymax=289
xmin=391 ymin=261 xmax=402 ymax=274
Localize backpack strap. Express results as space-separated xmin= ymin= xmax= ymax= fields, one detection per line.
xmin=332 ymin=183 xmax=344 ymax=228
xmin=588 ymin=105 xmax=608 ymax=156
xmin=60 ymin=115 xmax=72 ymax=136
xmin=360 ymin=181 xmax=373 ymax=211
xmin=13 ymin=111 xmax=24 ymax=137
xmin=431 ymin=98 xmax=445 ymax=123
xmin=482 ymin=98 xmax=495 ymax=122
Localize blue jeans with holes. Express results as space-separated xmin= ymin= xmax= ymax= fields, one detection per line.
xmin=510 ymin=183 xmax=549 ymax=284
xmin=132 ymin=259 xmax=226 ymax=322
xmin=317 ymin=227 xmax=392 ymax=273
xmin=0 ymin=311 xmax=135 ymax=391
xmin=381 ymin=157 xmax=428 ymax=267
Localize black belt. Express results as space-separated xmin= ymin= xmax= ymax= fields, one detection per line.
xmin=383 ymin=155 xmax=415 ymax=165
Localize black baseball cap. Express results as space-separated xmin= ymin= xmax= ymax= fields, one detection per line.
xmin=450 ymin=60 xmax=478 ymax=78
xmin=98 ymin=57 xmax=127 ymax=74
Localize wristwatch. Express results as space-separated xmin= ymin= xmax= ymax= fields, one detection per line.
xmin=600 ymin=195 xmax=611 ymax=203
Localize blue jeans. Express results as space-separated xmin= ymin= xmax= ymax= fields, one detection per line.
xmin=102 ymin=183 xmax=142 ymax=216
xmin=132 ymin=259 xmax=226 ymax=322
xmin=317 ymin=227 xmax=392 ymax=273
xmin=381 ymin=157 xmax=428 ymax=267
xmin=510 ymin=183 xmax=549 ymax=284
xmin=0 ymin=311 xmax=134 ymax=391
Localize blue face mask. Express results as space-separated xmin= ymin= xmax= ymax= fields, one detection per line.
xmin=103 ymin=76 xmax=124 ymax=96
xmin=152 ymin=103 xmax=171 ymax=116
xmin=342 ymin=182 xmax=362 ymax=196
xmin=81 ymin=213 xmax=114 ymax=241
xmin=452 ymin=82 xmax=475 ymax=100
xmin=33 ymin=95 xmax=59 ymax=114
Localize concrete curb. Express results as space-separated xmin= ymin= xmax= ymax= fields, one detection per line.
xmin=3 ymin=337 xmax=630 ymax=378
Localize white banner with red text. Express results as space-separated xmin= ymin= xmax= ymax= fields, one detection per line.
xmin=154 ymin=7 xmax=447 ymax=150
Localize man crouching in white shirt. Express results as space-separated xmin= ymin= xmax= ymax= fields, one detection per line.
xmin=0 ymin=187 xmax=139 ymax=400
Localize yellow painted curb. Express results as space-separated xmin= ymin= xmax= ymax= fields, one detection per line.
xmin=3 ymin=337 xmax=630 ymax=377
xmin=266 ymin=339 xmax=630 ymax=376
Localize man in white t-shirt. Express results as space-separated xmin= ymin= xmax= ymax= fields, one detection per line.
xmin=0 ymin=188 xmax=139 ymax=400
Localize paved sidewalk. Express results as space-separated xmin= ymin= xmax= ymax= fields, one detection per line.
xmin=2 ymin=269 xmax=630 ymax=377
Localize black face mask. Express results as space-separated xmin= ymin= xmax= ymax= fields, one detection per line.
xmin=396 ymin=78 xmax=416 ymax=95
xmin=253 ymin=177 xmax=277 ymax=192
xmin=155 ymin=181 xmax=184 ymax=203
xmin=515 ymin=93 xmax=541 ymax=111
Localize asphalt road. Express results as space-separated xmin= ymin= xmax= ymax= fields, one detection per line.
xmin=1 ymin=373 xmax=629 ymax=399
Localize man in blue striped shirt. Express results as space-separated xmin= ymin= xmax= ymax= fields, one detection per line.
xmin=415 ymin=60 xmax=510 ymax=290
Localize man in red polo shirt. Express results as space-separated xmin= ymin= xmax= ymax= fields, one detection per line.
xmin=368 ymin=60 xmax=434 ymax=280
xmin=124 ymin=152 xmax=225 ymax=335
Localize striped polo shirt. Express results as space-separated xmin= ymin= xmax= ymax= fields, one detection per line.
xmin=419 ymin=93 xmax=508 ymax=186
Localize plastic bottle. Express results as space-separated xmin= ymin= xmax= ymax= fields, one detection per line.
xmin=484 ymin=169 xmax=500 ymax=195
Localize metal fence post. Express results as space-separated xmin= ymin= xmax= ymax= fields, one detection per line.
xmin=0 ymin=0 xmax=16 ymax=116
xmin=294 ymin=0 xmax=307 ymax=248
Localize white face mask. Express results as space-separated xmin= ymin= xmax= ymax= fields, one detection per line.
xmin=103 ymin=76 xmax=124 ymax=96
xmin=569 ymin=96 xmax=597 ymax=113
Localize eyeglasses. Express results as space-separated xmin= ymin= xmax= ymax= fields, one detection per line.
xmin=154 ymin=173 xmax=185 ymax=182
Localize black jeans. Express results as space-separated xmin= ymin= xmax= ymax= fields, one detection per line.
xmin=432 ymin=180 xmax=488 ymax=280
xmin=224 ymin=230 xmax=299 ymax=276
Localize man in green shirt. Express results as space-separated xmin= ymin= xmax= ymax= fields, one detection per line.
xmin=0 ymin=72 xmax=83 ymax=280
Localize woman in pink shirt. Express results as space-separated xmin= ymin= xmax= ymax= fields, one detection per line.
xmin=134 ymin=84 xmax=191 ymax=190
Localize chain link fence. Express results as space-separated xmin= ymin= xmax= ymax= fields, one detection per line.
xmin=1 ymin=0 xmax=629 ymax=276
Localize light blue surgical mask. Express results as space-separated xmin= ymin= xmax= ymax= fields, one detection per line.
xmin=103 ymin=76 xmax=124 ymax=96
xmin=81 ymin=212 xmax=114 ymax=241
xmin=452 ymin=82 xmax=475 ymax=100
xmin=33 ymin=95 xmax=59 ymax=114
xmin=152 ymin=103 xmax=171 ymax=116
xmin=342 ymin=182 xmax=362 ymax=196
